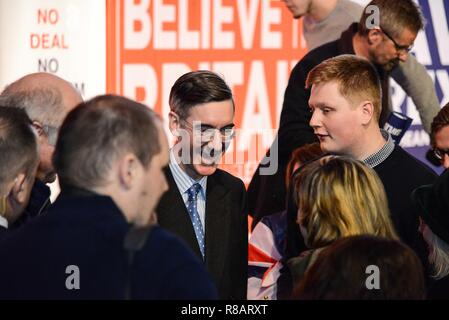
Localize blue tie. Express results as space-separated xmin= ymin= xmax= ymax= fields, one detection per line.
xmin=187 ymin=183 xmax=205 ymax=259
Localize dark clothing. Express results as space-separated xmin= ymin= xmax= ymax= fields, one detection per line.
xmin=11 ymin=179 xmax=51 ymax=229
xmin=0 ymin=193 xmax=217 ymax=299
xmin=375 ymin=146 xmax=436 ymax=247
xmin=427 ymin=276 xmax=449 ymax=300
xmin=286 ymin=145 xmax=437 ymax=263
xmin=157 ymin=168 xmax=248 ymax=300
xmin=248 ymin=23 xmax=391 ymax=225
xmin=0 ymin=226 xmax=6 ymax=240
xmin=247 ymin=143 xmax=288 ymax=227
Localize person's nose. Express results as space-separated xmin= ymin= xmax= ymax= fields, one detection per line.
xmin=309 ymin=109 xmax=321 ymax=129
xmin=209 ymin=129 xmax=223 ymax=151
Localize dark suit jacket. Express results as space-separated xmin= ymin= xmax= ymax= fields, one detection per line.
xmin=0 ymin=225 xmax=7 ymax=241
xmin=11 ymin=179 xmax=51 ymax=229
xmin=0 ymin=192 xmax=217 ymax=299
xmin=157 ymin=168 xmax=248 ymax=299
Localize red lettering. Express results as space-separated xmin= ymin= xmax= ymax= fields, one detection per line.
xmin=30 ymin=34 xmax=40 ymax=48
xmin=29 ymin=34 xmax=69 ymax=49
xmin=37 ymin=9 xmax=58 ymax=24
xmin=41 ymin=33 xmax=49 ymax=48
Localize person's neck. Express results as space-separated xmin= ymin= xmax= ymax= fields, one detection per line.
xmin=353 ymin=32 xmax=371 ymax=60
xmin=351 ymin=127 xmax=387 ymax=161
xmin=91 ymin=184 xmax=133 ymax=224
xmin=307 ymin=0 xmax=338 ymax=22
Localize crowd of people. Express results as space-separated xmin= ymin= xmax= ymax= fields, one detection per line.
xmin=0 ymin=0 xmax=448 ymax=300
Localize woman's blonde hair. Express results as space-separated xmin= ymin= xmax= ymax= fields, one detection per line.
xmin=293 ymin=156 xmax=398 ymax=248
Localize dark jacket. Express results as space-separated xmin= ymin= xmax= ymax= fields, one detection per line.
xmin=427 ymin=276 xmax=449 ymax=300
xmin=157 ymin=168 xmax=248 ymax=300
xmin=10 ymin=179 xmax=51 ymax=229
xmin=0 ymin=225 xmax=7 ymax=241
xmin=0 ymin=192 xmax=218 ymax=299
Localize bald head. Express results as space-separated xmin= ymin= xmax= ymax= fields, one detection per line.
xmin=0 ymin=73 xmax=82 ymax=127
xmin=0 ymin=73 xmax=83 ymax=183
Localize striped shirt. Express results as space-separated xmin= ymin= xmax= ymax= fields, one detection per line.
xmin=169 ymin=149 xmax=207 ymax=230
xmin=362 ymin=130 xmax=395 ymax=168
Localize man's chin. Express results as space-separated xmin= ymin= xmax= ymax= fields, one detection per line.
xmin=193 ymin=163 xmax=218 ymax=176
xmin=382 ymin=60 xmax=399 ymax=72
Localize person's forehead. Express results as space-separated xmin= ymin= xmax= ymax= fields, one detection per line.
xmin=395 ymin=27 xmax=418 ymax=47
xmin=187 ymin=100 xmax=234 ymax=125
xmin=309 ymin=81 xmax=349 ymax=106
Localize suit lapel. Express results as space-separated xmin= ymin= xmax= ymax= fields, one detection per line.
xmin=204 ymin=172 xmax=231 ymax=281
xmin=157 ymin=168 xmax=202 ymax=258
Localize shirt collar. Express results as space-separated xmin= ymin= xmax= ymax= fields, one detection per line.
xmin=362 ymin=130 xmax=395 ymax=168
xmin=0 ymin=215 xmax=8 ymax=229
xmin=169 ymin=149 xmax=207 ymax=197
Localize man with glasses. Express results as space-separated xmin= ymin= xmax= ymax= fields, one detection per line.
xmin=430 ymin=102 xmax=449 ymax=170
xmin=156 ymin=70 xmax=247 ymax=300
xmin=0 ymin=73 xmax=83 ymax=225
xmin=249 ymin=0 xmax=428 ymax=226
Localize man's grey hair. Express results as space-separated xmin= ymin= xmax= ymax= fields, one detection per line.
xmin=0 ymin=85 xmax=66 ymax=127
xmin=427 ymin=228 xmax=449 ymax=280
xmin=53 ymin=94 xmax=161 ymax=191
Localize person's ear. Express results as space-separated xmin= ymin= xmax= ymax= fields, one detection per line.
xmin=367 ymin=28 xmax=383 ymax=46
xmin=118 ymin=153 xmax=139 ymax=190
xmin=168 ymin=111 xmax=181 ymax=137
xmin=360 ymin=100 xmax=375 ymax=125
xmin=11 ymin=173 xmax=28 ymax=204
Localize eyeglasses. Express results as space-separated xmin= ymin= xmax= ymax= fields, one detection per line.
xmin=32 ymin=121 xmax=59 ymax=146
xmin=179 ymin=118 xmax=235 ymax=142
xmin=433 ymin=147 xmax=449 ymax=161
xmin=381 ymin=28 xmax=414 ymax=54
xmin=42 ymin=125 xmax=59 ymax=146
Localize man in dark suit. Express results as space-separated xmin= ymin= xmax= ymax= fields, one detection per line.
xmin=156 ymin=71 xmax=248 ymax=299
xmin=0 ymin=95 xmax=217 ymax=299
xmin=0 ymin=107 xmax=38 ymax=239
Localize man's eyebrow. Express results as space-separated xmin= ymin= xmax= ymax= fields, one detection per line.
xmin=199 ymin=123 xmax=235 ymax=130
xmin=314 ymin=103 xmax=334 ymax=109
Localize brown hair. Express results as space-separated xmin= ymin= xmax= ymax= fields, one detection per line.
xmin=431 ymin=102 xmax=449 ymax=147
xmin=53 ymin=95 xmax=161 ymax=190
xmin=169 ymin=70 xmax=234 ymax=120
xmin=306 ymin=55 xmax=382 ymax=123
xmin=293 ymin=235 xmax=426 ymax=300
xmin=0 ymin=107 xmax=38 ymax=193
xmin=285 ymin=143 xmax=323 ymax=189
